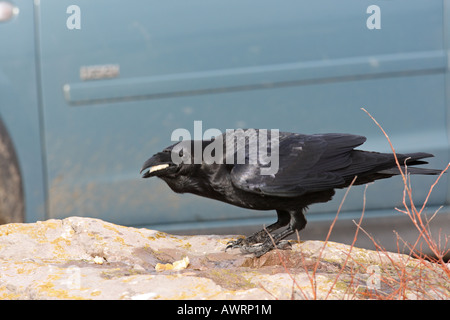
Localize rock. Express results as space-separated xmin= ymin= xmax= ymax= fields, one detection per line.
xmin=0 ymin=217 xmax=448 ymax=300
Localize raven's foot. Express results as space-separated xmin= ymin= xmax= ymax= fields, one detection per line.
xmin=225 ymin=237 xmax=245 ymax=251
xmin=225 ymin=237 xmax=255 ymax=252
xmin=226 ymin=226 xmax=296 ymax=257
xmin=226 ymin=237 xmax=292 ymax=257
xmin=226 ymin=233 xmax=269 ymax=252
xmin=239 ymin=240 xmax=292 ymax=258
xmin=225 ymin=227 xmax=277 ymax=251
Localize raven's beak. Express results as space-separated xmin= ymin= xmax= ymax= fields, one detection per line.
xmin=140 ymin=153 xmax=173 ymax=178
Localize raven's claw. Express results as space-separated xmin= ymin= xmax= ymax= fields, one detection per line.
xmin=238 ymin=240 xmax=292 ymax=257
xmin=225 ymin=237 xmax=245 ymax=251
xmin=225 ymin=236 xmax=291 ymax=257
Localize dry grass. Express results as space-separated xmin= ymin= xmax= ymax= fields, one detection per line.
xmin=357 ymin=108 xmax=450 ymax=299
xmin=266 ymin=109 xmax=450 ymax=300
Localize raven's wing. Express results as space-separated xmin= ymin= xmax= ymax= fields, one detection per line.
xmin=230 ymin=133 xmax=367 ymax=197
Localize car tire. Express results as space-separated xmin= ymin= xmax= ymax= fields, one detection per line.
xmin=0 ymin=118 xmax=24 ymax=224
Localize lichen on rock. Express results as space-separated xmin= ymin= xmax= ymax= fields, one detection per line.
xmin=0 ymin=217 xmax=448 ymax=300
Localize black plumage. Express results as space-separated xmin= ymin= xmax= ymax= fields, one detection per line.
xmin=141 ymin=131 xmax=440 ymax=257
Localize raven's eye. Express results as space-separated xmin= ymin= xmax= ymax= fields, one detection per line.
xmin=178 ymin=149 xmax=183 ymax=158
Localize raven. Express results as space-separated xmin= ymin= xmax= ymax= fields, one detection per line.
xmin=141 ymin=131 xmax=440 ymax=257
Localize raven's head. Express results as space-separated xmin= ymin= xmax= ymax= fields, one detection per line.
xmin=140 ymin=140 xmax=221 ymax=195
xmin=140 ymin=143 xmax=184 ymax=179
xmin=141 ymin=139 xmax=216 ymax=179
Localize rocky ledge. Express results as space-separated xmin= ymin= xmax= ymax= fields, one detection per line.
xmin=0 ymin=217 xmax=448 ymax=299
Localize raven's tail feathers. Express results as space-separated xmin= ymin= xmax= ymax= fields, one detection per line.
xmin=377 ymin=152 xmax=442 ymax=176
xmin=377 ymin=167 xmax=442 ymax=176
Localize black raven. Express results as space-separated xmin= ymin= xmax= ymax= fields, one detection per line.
xmin=140 ymin=131 xmax=440 ymax=257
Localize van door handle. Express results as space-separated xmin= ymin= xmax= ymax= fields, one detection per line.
xmin=0 ymin=1 xmax=18 ymax=22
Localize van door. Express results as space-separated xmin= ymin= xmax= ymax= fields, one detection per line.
xmin=36 ymin=0 xmax=448 ymax=228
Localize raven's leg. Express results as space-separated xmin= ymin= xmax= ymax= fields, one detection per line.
xmin=226 ymin=210 xmax=290 ymax=250
xmin=239 ymin=209 xmax=307 ymax=257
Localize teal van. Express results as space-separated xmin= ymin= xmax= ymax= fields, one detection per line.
xmin=0 ymin=0 xmax=448 ymax=252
